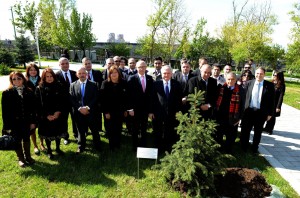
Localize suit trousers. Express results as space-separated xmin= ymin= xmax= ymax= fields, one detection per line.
xmin=216 ymin=122 xmax=238 ymax=153
xmin=240 ymin=108 xmax=267 ymax=151
xmin=75 ymin=112 xmax=101 ymax=151
xmin=131 ymin=112 xmax=148 ymax=149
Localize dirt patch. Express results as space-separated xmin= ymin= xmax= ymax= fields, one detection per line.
xmin=215 ymin=167 xmax=272 ymax=198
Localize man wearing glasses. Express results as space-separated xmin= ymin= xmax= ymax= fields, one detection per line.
xmin=113 ymin=56 xmax=121 ymax=67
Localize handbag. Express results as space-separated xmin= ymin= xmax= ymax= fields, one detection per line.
xmin=0 ymin=134 xmax=16 ymax=150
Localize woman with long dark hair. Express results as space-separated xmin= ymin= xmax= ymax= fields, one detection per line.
xmin=36 ymin=68 xmax=65 ymax=159
xmin=1 ymin=72 xmax=36 ymax=167
xmin=101 ymin=66 xmax=128 ymax=151
xmin=264 ymin=71 xmax=286 ymax=135
xmin=25 ymin=62 xmax=44 ymax=154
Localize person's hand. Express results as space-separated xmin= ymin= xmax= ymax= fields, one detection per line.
xmin=200 ymin=104 xmax=210 ymax=111
xmin=148 ymin=113 xmax=154 ymax=120
xmin=79 ymin=107 xmax=89 ymax=115
xmin=266 ymin=115 xmax=272 ymax=121
xmin=129 ymin=111 xmax=134 ymax=117
xmin=47 ymin=115 xmax=55 ymax=121
xmin=105 ymin=113 xmax=111 ymax=119
xmin=234 ymin=120 xmax=240 ymax=126
xmin=53 ymin=111 xmax=61 ymax=119
xmin=276 ymin=108 xmax=281 ymax=113
xmin=182 ymin=97 xmax=187 ymax=104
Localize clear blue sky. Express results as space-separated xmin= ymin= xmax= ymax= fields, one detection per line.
xmin=0 ymin=0 xmax=296 ymax=49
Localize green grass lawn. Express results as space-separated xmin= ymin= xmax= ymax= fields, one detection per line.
xmin=285 ymin=81 xmax=300 ymax=110
xmin=1 ymin=85 xmax=300 ymax=197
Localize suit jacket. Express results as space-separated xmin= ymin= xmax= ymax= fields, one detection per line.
xmin=172 ymin=70 xmax=195 ymax=96
xmin=244 ymin=79 xmax=275 ymax=118
xmin=127 ymin=74 xmax=154 ymax=114
xmin=70 ymin=80 xmax=98 ymax=116
xmin=192 ymin=68 xmax=201 ymax=77
xmin=151 ymin=79 xmax=183 ymax=120
xmin=56 ymin=70 xmax=78 ymax=111
xmin=90 ymin=69 xmax=103 ymax=89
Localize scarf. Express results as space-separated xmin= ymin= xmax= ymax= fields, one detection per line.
xmin=13 ymin=85 xmax=25 ymax=98
xmin=29 ymin=76 xmax=38 ymax=86
xmin=216 ymin=83 xmax=240 ymax=120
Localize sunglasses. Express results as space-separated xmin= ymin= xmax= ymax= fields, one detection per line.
xmin=12 ymin=77 xmax=22 ymax=81
xmin=273 ymin=74 xmax=277 ymax=76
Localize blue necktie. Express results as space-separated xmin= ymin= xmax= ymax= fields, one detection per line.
xmin=81 ymin=83 xmax=85 ymax=106
xmin=165 ymin=83 xmax=169 ymax=99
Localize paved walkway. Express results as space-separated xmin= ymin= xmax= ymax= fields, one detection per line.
xmin=253 ymin=103 xmax=300 ymax=195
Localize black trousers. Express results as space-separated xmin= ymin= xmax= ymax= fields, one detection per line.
xmin=75 ymin=113 xmax=101 ymax=151
xmin=106 ymin=112 xmax=123 ymax=150
xmin=131 ymin=112 xmax=148 ymax=149
xmin=216 ymin=122 xmax=238 ymax=152
xmin=240 ymin=108 xmax=267 ymax=151
xmin=61 ymin=108 xmax=78 ymax=140
xmin=265 ymin=116 xmax=276 ymax=132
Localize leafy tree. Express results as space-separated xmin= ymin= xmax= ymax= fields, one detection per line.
xmin=262 ymin=44 xmax=285 ymax=70
xmin=157 ymin=89 xmax=231 ymax=197
xmin=221 ymin=0 xmax=277 ymax=66
xmin=69 ymin=8 xmax=96 ymax=58
xmin=174 ymin=28 xmax=191 ymax=61
xmin=0 ymin=48 xmax=15 ymax=67
xmin=286 ymin=3 xmax=300 ymax=74
xmin=15 ymin=34 xmax=35 ymax=68
xmin=105 ymin=43 xmax=131 ymax=57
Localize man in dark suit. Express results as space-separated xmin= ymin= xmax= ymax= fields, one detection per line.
xmin=70 ymin=67 xmax=101 ymax=153
xmin=150 ymin=65 xmax=183 ymax=152
xmin=240 ymin=67 xmax=275 ymax=153
xmin=172 ymin=61 xmax=195 ymax=113
xmin=102 ymin=58 xmax=114 ymax=80
xmin=123 ymin=58 xmax=137 ymax=77
xmin=55 ymin=57 xmax=78 ymax=144
xmin=82 ymin=57 xmax=103 ymax=132
xmin=127 ymin=60 xmax=154 ymax=150
xmin=150 ymin=57 xmax=163 ymax=81
xmin=188 ymin=64 xmax=218 ymax=120
xmin=192 ymin=57 xmax=208 ymax=76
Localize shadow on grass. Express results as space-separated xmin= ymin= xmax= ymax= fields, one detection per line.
xmin=20 ymin=132 xmax=159 ymax=184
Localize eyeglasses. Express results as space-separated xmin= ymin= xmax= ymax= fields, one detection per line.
xmin=12 ymin=77 xmax=22 ymax=81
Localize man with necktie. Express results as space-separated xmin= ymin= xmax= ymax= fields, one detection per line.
xmin=149 ymin=65 xmax=183 ymax=152
xmin=82 ymin=57 xmax=103 ymax=133
xmin=55 ymin=57 xmax=78 ymax=144
xmin=70 ymin=67 xmax=101 ymax=153
xmin=127 ymin=60 xmax=154 ymax=151
xmin=240 ymin=67 xmax=275 ymax=153
xmin=188 ymin=64 xmax=218 ymax=120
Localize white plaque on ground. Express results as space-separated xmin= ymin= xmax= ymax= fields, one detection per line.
xmin=137 ymin=147 xmax=158 ymax=159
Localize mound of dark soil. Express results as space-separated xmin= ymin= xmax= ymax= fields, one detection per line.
xmin=215 ymin=167 xmax=272 ymax=198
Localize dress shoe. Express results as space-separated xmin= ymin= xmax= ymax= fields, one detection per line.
xmin=63 ymin=140 xmax=69 ymax=145
xmin=25 ymin=157 xmax=35 ymax=165
xmin=268 ymin=131 xmax=273 ymax=135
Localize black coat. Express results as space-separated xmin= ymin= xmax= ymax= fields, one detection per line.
xmin=35 ymin=82 xmax=65 ymax=139
xmin=101 ymin=79 xmax=128 ymax=114
xmin=127 ymin=74 xmax=154 ymax=115
xmin=1 ymin=87 xmax=36 ymax=138
xmin=244 ymin=79 xmax=275 ymax=118
xmin=274 ymin=84 xmax=285 ymax=117
xmin=172 ymin=70 xmax=195 ymax=96
xmin=151 ymin=79 xmax=183 ymax=120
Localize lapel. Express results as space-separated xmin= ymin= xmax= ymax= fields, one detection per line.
xmin=135 ymin=74 xmax=143 ymax=92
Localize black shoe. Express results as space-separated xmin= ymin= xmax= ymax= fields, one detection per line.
xmin=268 ymin=131 xmax=273 ymax=135
xmin=56 ymin=149 xmax=64 ymax=155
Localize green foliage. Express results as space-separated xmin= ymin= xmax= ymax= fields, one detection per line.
xmin=105 ymin=42 xmax=131 ymax=57
xmin=157 ymin=89 xmax=232 ymax=197
xmin=0 ymin=64 xmax=11 ymax=75
xmin=15 ymin=34 xmax=35 ymax=68
xmin=0 ymin=48 xmax=15 ymax=67
xmin=286 ymin=3 xmax=300 ymax=73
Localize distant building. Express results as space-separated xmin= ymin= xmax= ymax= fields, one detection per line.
xmin=116 ymin=34 xmax=125 ymax=43
xmin=107 ymin=33 xmax=115 ymax=42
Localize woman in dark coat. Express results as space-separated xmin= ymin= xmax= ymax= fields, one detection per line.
xmin=101 ymin=66 xmax=128 ymax=151
xmin=25 ymin=62 xmax=43 ymax=154
xmin=36 ymin=68 xmax=65 ymax=159
xmin=1 ymin=72 xmax=36 ymax=167
xmin=264 ymin=71 xmax=286 ymax=135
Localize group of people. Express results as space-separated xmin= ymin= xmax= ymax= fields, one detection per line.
xmin=1 ymin=55 xmax=285 ymax=167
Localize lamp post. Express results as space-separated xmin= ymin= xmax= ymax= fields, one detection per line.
xmin=35 ymin=23 xmax=41 ymax=68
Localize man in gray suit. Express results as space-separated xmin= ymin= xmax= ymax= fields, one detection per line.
xmin=70 ymin=67 xmax=101 ymax=153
